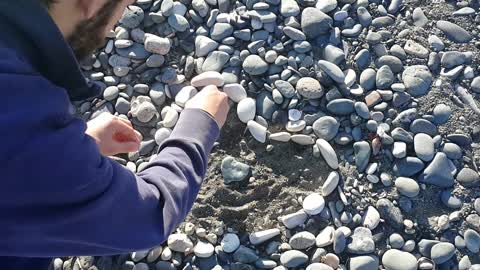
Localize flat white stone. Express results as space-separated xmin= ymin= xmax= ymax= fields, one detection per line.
xmin=316 ymin=139 xmax=339 ymax=169
xmin=249 ymin=228 xmax=281 ymax=245
xmin=316 ymin=226 xmax=335 ymax=247
xmin=223 ymin=83 xmax=247 ymax=102
xmin=322 ymin=171 xmax=339 ymax=196
xmin=303 ymin=193 xmax=325 ymax=215
xmin=269 ymin=132 xmax=291 ymax=142
xmin=237 ymin=98 xmax=256 ymax=123
xmin=247 ymin=120 xmax=267 ymax=143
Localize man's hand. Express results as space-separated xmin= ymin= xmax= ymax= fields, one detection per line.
xmin=86 ymin=112 xmax=142 ymax=156
xmin=186 ymin=85 xmax=230 ymax=128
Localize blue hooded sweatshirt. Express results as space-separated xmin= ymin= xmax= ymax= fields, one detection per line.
xmin=0 ymin=1 xmax=220 ymax=269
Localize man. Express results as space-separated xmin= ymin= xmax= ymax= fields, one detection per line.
xmin=0 ymin=0 xmax=230 ymax=269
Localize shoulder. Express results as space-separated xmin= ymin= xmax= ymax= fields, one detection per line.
xmin=0 ymin=43 xmax=38 ymax=76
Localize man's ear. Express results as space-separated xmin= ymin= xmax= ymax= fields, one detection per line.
xmin=77 ymin=0 xmax=105 ymax=19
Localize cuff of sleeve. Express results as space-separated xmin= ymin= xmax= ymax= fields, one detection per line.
xmin=169 ymin=108 xmax=220 ymax=153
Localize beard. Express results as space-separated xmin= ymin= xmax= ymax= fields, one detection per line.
xmin=67 ymin=0 xmax=121 ymax=61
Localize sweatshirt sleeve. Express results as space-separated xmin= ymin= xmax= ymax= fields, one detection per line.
xmin=0 ymin=77 xmax=220 ymax=258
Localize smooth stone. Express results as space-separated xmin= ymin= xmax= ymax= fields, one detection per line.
xmin=243 ymin=55 xmax=269 ymax=75
xmin=210 ymin=23 xmax=234 ymax=41
xmin=430 ymin=242 xmax=455 ymax=264
xmin=167 ymin=234 xmax=194 ymax=253
xmin=354 ymin=102 xmax=370 ymax=119
xmin=168 ymin=14 xmax=189 ymax=31
xmin=195 ymin=36 xmax=219 ymax=57
xmin=194 ymin=241 xmax=215 ymax=258
xmin=441 ymin=190 xmax=462 ymax=209
xmin=224 ymin=83 xmax=247 ymax=103
xmin=412 ymin=7 xmax=428 ymax=27
xmin=317 ymin=60 xmax=345 ymax=83
xmin=256 ymin=92 xmax=277 ymax=119
xmin=376 ymin=65 xmax=394 ymax=89
xmin=433 ymin=104 xmax=451 ymax=124
xmin=392 ymin=142 xmax=407 ymax=159
xmin=316 ymin=226 xmax=335 ymax=247
xmin=283 ymin=26 xmax=306 ymax=41
xmin=116 ymin=43 xmax=151 ymax=60
xmin=389 ymin=234 xmax=405 ymax=249
xmin=146 ymin=54 xmax=165 ymax=68
xmin=395 ymin=177 xmax=420 ymax=198
xmin=316 ymin=139 xmax=339 ymax=169
xmin=419 ymin=152 xmax=456 ymax=187
xmin=402 ymin=65 xmax=433 ymax=97
xmin=353 ymin=141 xmax=371 ymax=172
xmin=233 ymin=246 xmax=259 ymax=263
xmin=303 ymin=193 xmax=325 ymax=215
xmin=418 ymin=239 xmax=440 ymax=257
xmin=322 ymin=171 xmax=339 ymax=196
xmin=274 ymin=80 xmax=296 ymax=98
xmin=464 ymin=229 xmax=480 ymax=253
xmin=347 ymin=227 xmax=375 ymax=255
xmin=472 ymin=77 xmax=480 ymax=93
xmin=280 ymin=250 xmax=308 ymax=268
xmin=221 ymin=234 xmax=240 ymax=253
xmin=103 ymin=86 xmax=119 ymax=101
xmin=459 ymin=256 xmax=472 ymax=270
xmin=348 ymin=255 xmax=379 ymax=270
xmin=280 ymin=211 xmax=308 ymax=229
xmin=312 ymin=116 xmax=340 ymax=141
xmin=175 ymin=86 xmax=197 ymax=107
xmin=221 ymin=156 xmax=250 ymax=184
xmin=119 ymin=5 xmax=144 ymax=28
xmin=333 ymin=229 xmax=346 ymax=254
xmin=362 ymin=206 xmax=380 ymax=230
xmin=442 ymin=143 xmax=462 ymax=160
xmin=202 ymin=51 xmax=229 ymax=72
xmin=376 ymin=199 xmax=404 ymax=229
xmin=428 ymin=35 xmax=445 ymax=51
xmin=456 ymin=168 xmax=480 ymax=187
xmin=144 ymin=35 xmax=171 ymax=55
xmin=250 ymin=229 xmax=281 ymax=245
xmin=280 ymin=0 xmax=300 ymax=17
xmin=436 ymin=20 xmax=472 ymax=43
xmin=475 ymin=198 xmax=480 ymax=214
xmin=316 ymin=0 xmax=337 ymax=13
xmin=191 ymin=71 xmax=224 ymax=87
xmin=296 ymin=77 xmax=324 ymax=99
xmin=414 ymin=133 xmax=434 ymax=162
xmin=270 ymin=132 xmax=291 ymax=142
xmin=326 ymin=99 xmax=355 ymax=115
xmin=291 ymin=134 xmax=315 ymax=145
xmin=441 ymin=51 xmax=466 ymax=68
xmin=154 ymin=128 xmax=171 ymax=145
xmin=382 ymin=249 xmax=417 ymax=270
xmin=247 ymin=120 xmax=267 ymax=143
xmin=289 ymin=231 xmax=316 ymax=250
xmin=301 ymin=8 xmax=333 ymax=38
xmin=306 ymin=263 xmax=333 ymax=270
xmin=410 ymin=119 xmax=437 ymax=136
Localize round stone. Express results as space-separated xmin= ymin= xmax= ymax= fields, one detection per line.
xmin=389 ymin=234 xmax=405 ymax=249
xmin=456 ymin=168 xmax=480 ymax=187
xmin=289 ymin=231 xmax=316 ymax=250
xmin=243 ymin=55 xmax=269 ymax=75
xmin=194 ymin=241 xmax=215 ymax=258
xmin=224 ymin=83 xmax=247 ymax=102
xmin=144 ymin=35 xmax=171 ymax=55
xmin=382 ymin=249 xmax=417 ymax=270
xmin=301 ymin=7 xmax=333 ymax=38
xmin=402 ymin=65 xmax=433 ymax=97
xmin=322 ymin=171 xmax=339 ymax=197
xmin=431 ymin=242 xmax=455 ymax=264
xmin=296 ymin=77 xmax=324 ymax=99
xmin=221 ymin=233 xmax=240 ymax=253
xmin=155 ymin=128 xmax=171 ymax=145
xmin=280 ymin=250 xmax=308 ymax=268
xmin=348 ymin=255 xmax=379 ymax=270
xmin=237 ymin=98 xmax=256 ymax=123
xmin=414 ymin=133 xmax=434 ymax=162
xmin=103 ymin=86 xmax=119 ymax=101
xmin=312 ymin=116 xmax=340 ymax=141
xmin=302 ymin=193 xmax=325 ymax=215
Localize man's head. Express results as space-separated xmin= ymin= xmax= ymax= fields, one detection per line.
xmin=42 ymin=0 xmax=134 ymax=60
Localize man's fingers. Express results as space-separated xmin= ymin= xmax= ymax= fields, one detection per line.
xmin=113 ymin=141 xmax=141 ymax=154
xmin=117 ymin=117 xmax=133 ymax=128
xmin=113 ymin=121 xmax=142 ymax=143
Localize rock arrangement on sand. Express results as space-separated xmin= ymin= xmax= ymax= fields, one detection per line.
xmin=64 ymin=0 xmax=480 ymax=269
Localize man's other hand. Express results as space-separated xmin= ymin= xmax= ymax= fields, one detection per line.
xmin=86 ymin=112 xmax=142 ymax=156
xmin=186 ymin=85 xmax=230 ymax=128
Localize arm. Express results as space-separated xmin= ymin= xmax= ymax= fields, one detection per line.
xmin=0 ymin=78 xmax=227 ymax=257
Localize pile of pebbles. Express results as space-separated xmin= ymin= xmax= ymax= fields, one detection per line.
xmin=62 ymin=0 xmax=480 ymax=269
